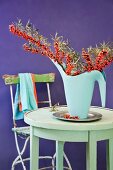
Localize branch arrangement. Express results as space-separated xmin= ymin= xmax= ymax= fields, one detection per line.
xmin=9 ymin=19 xmax=113 ymax=76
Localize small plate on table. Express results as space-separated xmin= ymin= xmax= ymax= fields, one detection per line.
xmin=53 ymin=111 xmax=102 ymax=122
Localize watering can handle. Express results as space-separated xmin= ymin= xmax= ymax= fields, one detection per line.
xmin=97 ymin=71 xmax=106 ymax=107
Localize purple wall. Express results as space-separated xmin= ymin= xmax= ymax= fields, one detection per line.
xmin=0 ymin=0 xmax=113 ymax=169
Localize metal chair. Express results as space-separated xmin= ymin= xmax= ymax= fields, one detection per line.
xmin=3 ymin=73 xmax=72 ymax=170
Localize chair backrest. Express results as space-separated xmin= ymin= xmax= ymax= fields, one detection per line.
xmin=3 ymin=73 xmax=55 ymax=126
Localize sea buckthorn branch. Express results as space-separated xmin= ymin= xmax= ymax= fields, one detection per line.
xmin=9 ymin=19 xmax=86 ymax=75
xmin=86 ymin=42 xmax=113 ymax=71
xmin=52 ymin=33 xmax=84 ymax=75
xmin=9 ymin=19 xmax=113 ymax=76
xmin=9 ymin=20 xmax=54 ymax=58
xmin=82 ymin=48 xmax=95 ymax=72
xmin=9 ymin=20 xmax=67 ymax=72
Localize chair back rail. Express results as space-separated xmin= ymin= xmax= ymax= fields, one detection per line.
xmin=3 ymin=73 xmax=55 ymax=85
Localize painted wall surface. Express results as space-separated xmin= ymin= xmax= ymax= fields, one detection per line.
xmin=0 ymin=0 xmax=113 ymax=169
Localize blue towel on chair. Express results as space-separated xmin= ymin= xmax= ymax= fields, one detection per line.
xmin=14 ymin=73 xmax=38 ymax=120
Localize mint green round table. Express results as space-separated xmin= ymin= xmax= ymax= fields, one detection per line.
xmin=24 ymin=106 xmax=113 ymax=170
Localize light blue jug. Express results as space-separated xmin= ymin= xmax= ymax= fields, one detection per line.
xmin=54 ymin=62 xmax=106 ymax=119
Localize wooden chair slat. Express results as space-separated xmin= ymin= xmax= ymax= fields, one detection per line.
xmin=3 ymin=73 xmax=55 ymax=85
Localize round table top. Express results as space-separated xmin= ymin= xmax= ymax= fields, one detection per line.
xmin=24 ymin=106 xmax=113 ymax=131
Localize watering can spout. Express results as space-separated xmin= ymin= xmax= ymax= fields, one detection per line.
xmin=95 ymin=71 xmax=106 ymax=107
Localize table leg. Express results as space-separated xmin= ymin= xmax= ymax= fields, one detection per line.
xmin=86 ymin=132 xmax=97 ymax=170
xmin=106 ymin=138 xmax=113 ymax=170
xmin=30 ymin=126 xmax=39 ymax=170
xmin=56 ymin=141 xmax=64 ymax=170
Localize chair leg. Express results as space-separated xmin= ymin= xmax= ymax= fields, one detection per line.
xmin=52 ymin=152 xmax=72 ymax=170
xmin=12 ymin=154 xmax=20 ymax=170
xmin=64 ymin=152 xmax=72 ymax=170
xmin=11 ymin=165 xmax=15 ymax=170
xmin=12 ymin=132 xmax=30 ymax=170
xmin=12 ymin=153 xmax=26 ymax=170
xmin=52 ymin=153 xmax=56 ymax=170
